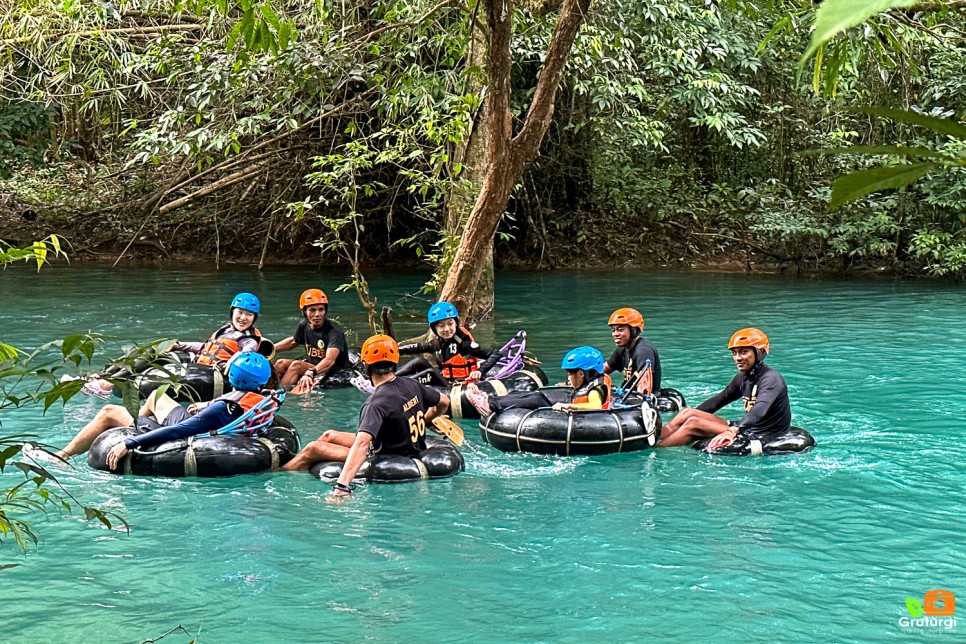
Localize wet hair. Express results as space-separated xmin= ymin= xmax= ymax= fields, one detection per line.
xmin=366 ymin=361 xmax=397 ymax=377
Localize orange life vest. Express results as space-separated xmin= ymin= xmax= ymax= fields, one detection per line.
xmin=215 ymin=390 xmax=277 ymax=435
xmin=439 ymin=327 xmax=479 ymax=381
xmin=572 ymin=374 xmax=612 ymax=409
xmin=197 ymin=324 xmax=262 ymax=366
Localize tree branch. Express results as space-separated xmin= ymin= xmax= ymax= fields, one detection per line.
xmin=511 ymin=0 xmax=590 ymax=169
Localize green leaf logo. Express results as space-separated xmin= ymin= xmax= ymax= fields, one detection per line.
xmin=906 ymin=597 xmax=925 ymax=618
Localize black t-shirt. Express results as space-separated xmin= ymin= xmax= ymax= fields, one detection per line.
xmin=357 ymin=377 xmax=442 ymax=456
xmin=696 ymin=362 xmax=791 ymax=439
xmin=293 ymin=318 xmax=348 ymax=370
xmin=606 ymin=337 xmax=662 ymax=392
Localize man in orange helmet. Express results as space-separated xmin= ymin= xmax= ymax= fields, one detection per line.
xmin=274 ymin=289 xmax=348 ymax=394
xmin=658 ymin=327 xmax=791 ymax=449
xmin=283 ymin=335 xmax=450 ymax=497
xmin=603 ymin=308 xmax=662 ymax=396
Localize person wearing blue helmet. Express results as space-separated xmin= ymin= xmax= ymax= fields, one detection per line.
xmin=35 ymin=352 xmax=282 ymax=464
xmin=104 ymin=352 xmax=282 ymax=469
xmin=396 ymin=301 xmax=501 ymax=386
xmin=75 ymin=292 xmax=267 ymax=399
xmin=464 ymin=346 xmax=612 ymax=417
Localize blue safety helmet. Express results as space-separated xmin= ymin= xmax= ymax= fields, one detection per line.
xmin=428 ymin=301 xmax=459 ymax=329
xmin=227 ymin=352 xmax=272 ymax=391
xmin=561 ymin=346 xmax=605 ymax=375
xmin=231 ymin=292 xmax=261 ymax=314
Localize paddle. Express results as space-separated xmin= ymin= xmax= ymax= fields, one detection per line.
xmin=431 ymin=415 xmax=465 ymax=446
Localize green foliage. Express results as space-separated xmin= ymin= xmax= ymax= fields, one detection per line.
xmin=802 ymin=0 xmax=918 ymax=65
xmin=0 ymin=235 xmax=65 ymax=270
xmin=0 ymin=101 xmax=55 ymax=178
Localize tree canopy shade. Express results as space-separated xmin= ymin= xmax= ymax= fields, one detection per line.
xmin=4 ymin=0 xmax=966 ymax=283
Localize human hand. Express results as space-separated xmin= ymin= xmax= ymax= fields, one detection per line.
xmin=708 ymin=429 xmax=737 ymax=450
xmin=106 ymin=443 xmax=130 ymax=470
xmin=292 ymin=373 xmax=316 ymax=395
xmin=187 ymin=401 xmax=206 ymax=415
xmin=552 ymin=402 xmax=570 ymax=412
xmin=467 ymin=370 xmax=482 ymax=381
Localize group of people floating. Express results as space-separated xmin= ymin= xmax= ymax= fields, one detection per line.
xmin=30 ymin=288 xmax=794 ymax=495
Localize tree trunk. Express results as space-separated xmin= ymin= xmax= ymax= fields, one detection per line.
xmin=436 ymin=0 xmax=590 ymax=322
xmin=440 ymin=8 xmax=494 ymax=316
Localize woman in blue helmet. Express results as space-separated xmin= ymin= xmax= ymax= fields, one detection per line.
xmin=465 ymin=346 xmax=612 ymax=417
xmin=104 ymin=352 xmax=282 ymax=470
xmin=76 ymin=293 xmax=265 ymax=398
xmin=395 ymin=301 xmax=501 ymax=387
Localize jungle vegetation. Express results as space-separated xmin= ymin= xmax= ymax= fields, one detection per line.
xmin=2 ymin=1 xmax=966 ymax=317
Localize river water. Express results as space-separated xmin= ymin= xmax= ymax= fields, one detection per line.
xmin=1 ymin=266 xmax=963 ymax=642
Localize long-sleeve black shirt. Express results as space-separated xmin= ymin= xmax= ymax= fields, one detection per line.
xmin=696 ymin=362 xmax=791 ymax=438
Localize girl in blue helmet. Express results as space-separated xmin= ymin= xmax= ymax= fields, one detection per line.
xmin=465 ymin=346 xmax=611 ymax=417
xmin=395 ymin=301 xmax=501 ymax=387
xmin=37 ymin=352 xmax=282 ymax=464
xmin=76 ymin=292 xmax=268 ymax=398
xmin=104 ymin=352 xmax=283 ymax=470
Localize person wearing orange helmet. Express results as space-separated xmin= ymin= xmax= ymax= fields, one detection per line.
xmin=283 ymin=335 xmax=450 ymax=495
xmin=658 ymin=327 xmax=791 ymax=449
xmin=603 ymin=308 xmax=662 ymax=396
xmin=274 ymin=289 xmax=348 ymax=394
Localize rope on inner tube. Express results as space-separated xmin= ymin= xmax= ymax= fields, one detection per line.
xmin=124 ymin=452 xmax=133 ymax=475
xmin=450 ymin=383 xmax=463 ymax=419
xmin=565 ymin=412 xmax=574 ymax=456
xmin=183 ymin=435 xmax=198 ymax=477
xmin=256 ymin=437 xmax=280 ymax=470
xmin=413 ymin=458 xmax=429 ymax=480
xmin=611 ymin=411 xmax=624 ymax=452
xmin=489 ymin=379 xmax=508 ymax=397
xmin=750 ymin=439 xmax=763 ymax=456
xmin=212 ymin=367 xmax=225 ymax=399
xmin=517 ymin=409 xmax=540 ymax=453
xmin=517 ymin=370 xmax=542 ymax=387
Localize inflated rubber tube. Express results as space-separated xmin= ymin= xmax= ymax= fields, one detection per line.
xmin=309 ymin=437 xmax=464 ymax=483
xmin=446 ymin=365 xmax=549 ymax=419
xmin=695 ymin=426 xmax=815 ymax=456
xmin=655 ymin=388 xmax=686 ymax=413
xmin=479 ymin=387 xmax=662 ymax=456
xmin=87 ymin=416 xmax=300 ymax=477
xmin=616 ymin=387 xmax=687 ymax=413
xmin=132 ymin=350 xmax=363 ymax=402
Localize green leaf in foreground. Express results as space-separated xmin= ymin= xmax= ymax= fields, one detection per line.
xmin=829 ymin=163 xmax=937 ymax=210
xmin=802 ymin=0 xmax=919 ymax=64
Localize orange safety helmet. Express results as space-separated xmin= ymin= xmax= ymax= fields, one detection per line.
xmin=361 ymin=334 xmax=400 ymax=365
xmin=608 ymin=308 xmax=644 ymax=332
xmin=299 ymin=289 xmax=328 ymax=311
xmin=728 ymin=327 xmax=769 ymax=360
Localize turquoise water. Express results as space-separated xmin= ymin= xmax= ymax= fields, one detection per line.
xmin=2 ymin=266 xmax=964 ymax=642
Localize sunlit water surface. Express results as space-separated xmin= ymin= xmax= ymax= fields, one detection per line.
xmin=1 ymin=266 xmax=963 ymax=642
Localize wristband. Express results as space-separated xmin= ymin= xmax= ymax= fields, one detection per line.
xmin=332 ymin=482 xmax=353 ymax=494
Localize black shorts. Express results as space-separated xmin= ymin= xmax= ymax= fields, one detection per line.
xmin=134 ymin=405 xmax=191 ymax=431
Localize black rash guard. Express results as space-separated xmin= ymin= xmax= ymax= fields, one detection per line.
xmin=606 ymin=337 xmax=662 ymax=392
xmin=357 ymin=377 xmax=442 ymax=456
xmin=696 ymin=362 xmax=791 ymax=439
xmin=399 ymin=329 xmax=501 ymax=377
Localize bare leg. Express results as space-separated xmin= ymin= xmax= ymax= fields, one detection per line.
xmin=58 ymin=404 xmax=135 ymax=458
xmin=657 ymin=408 xmax=731 ymax=447
xmin=140 ymin=390 xmax=182 ymax=423
xmin=282 ymin=430 xmax=357 ymax=470
xmin=277 ymin=359 xmax=314 ymax=388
